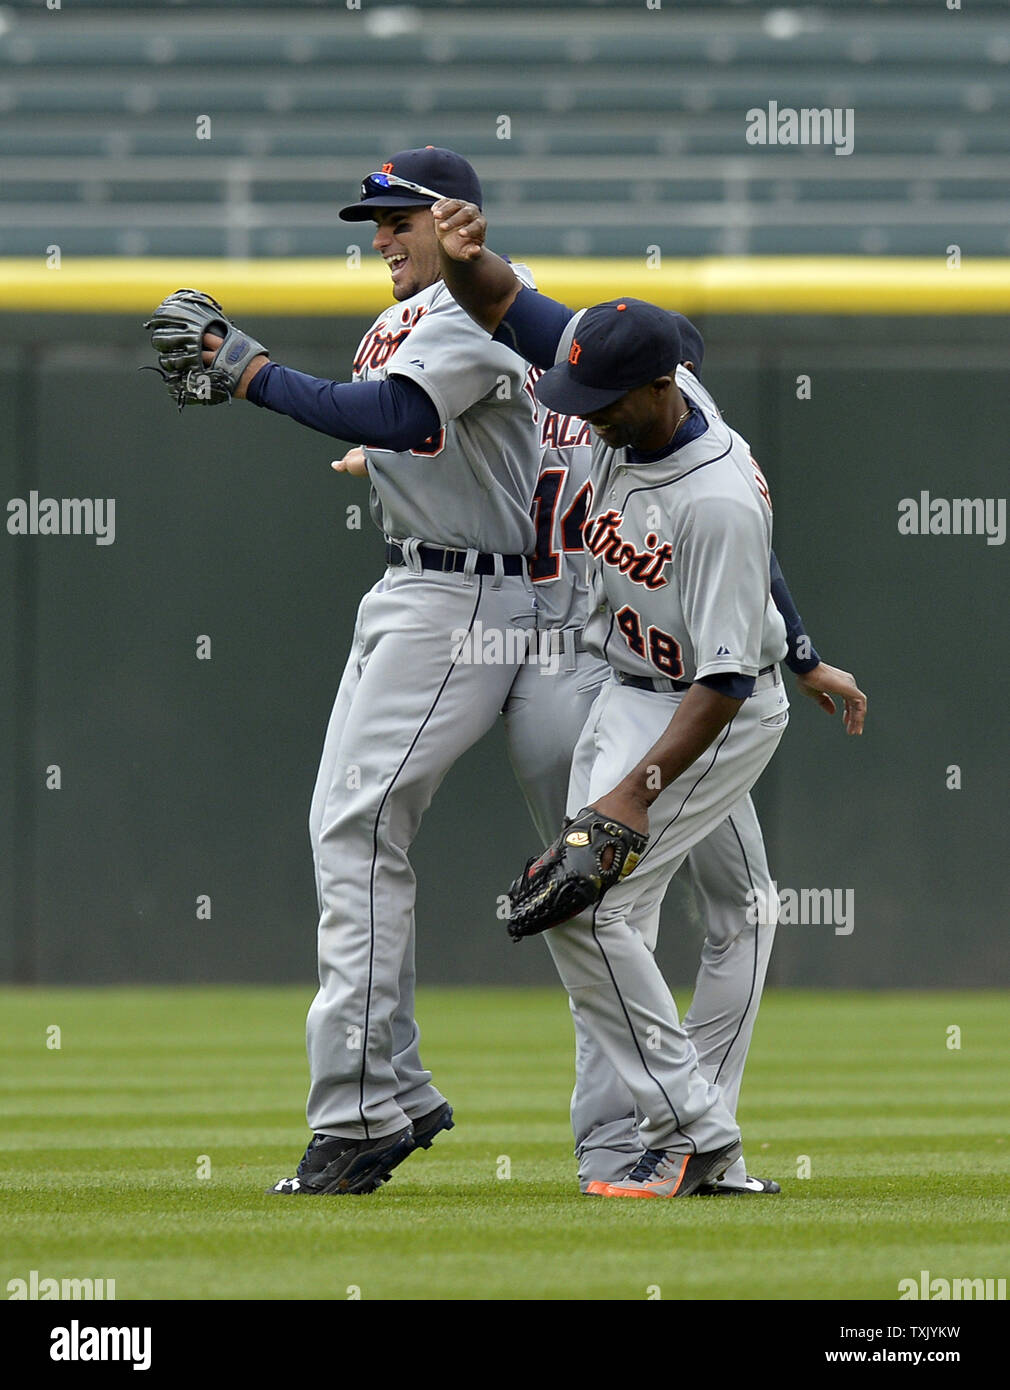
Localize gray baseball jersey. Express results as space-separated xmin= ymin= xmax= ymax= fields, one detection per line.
xmin=356 ymin=271 xmax=539 ymax=554
xmin=578 ymin=366 xmax=788 ymax=684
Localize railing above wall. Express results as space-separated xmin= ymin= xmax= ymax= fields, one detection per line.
xmin=3 ymin=256 xmax=1010 ymax=316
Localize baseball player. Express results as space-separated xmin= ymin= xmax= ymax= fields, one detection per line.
xmin=431 ymin=197 xmax=860 ymax=1196
xmin=146 ymin=149 xmax=543 ymax=1196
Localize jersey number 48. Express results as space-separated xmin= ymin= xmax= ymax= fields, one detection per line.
xmin=616 ymin=604 xmax=684 ymax=678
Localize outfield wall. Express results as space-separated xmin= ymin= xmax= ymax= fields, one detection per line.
xmin=1 ymin=273 xmax=1008 ymax=988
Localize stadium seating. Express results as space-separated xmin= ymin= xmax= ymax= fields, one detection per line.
xmin=0 ymin=2 xmax=1007 ymax=257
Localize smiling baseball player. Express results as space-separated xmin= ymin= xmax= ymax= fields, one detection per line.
xmin=431 ymin=197 xmax=866 ymax=1196
xmin=144 ymin=149 xmax=544 ymax=1196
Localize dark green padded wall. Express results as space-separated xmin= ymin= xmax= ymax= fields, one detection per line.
xmin=1 ymin=312 xmax=1007 ymax=988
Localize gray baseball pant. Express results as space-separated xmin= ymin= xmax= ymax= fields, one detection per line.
xmin=504 ymin=655 xmax=784 ymax=1178
xmin=305 ymin=561 xmax=534 ymax=1138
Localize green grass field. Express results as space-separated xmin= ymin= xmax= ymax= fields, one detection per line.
xmin=1 ymin=986 xmax=1007 ymax=1302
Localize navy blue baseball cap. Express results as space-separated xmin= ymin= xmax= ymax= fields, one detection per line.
xmin=339 ymin=147 xmax=482 ymax=221
xmin=535 ymin=299 xmax=703 ymax=416
xmin=672 ymin=311 xmax=704 ymax=374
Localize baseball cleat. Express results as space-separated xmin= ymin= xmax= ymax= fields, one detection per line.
xmin=267 ymin=1102 xmax=454 ymax=1197
xmin=267 ymin=1123 xmax=415 ymax=1196
xmin=595 ymin=1139 xmax=743 ymax=1199
xmin=697 ymin=1174 xmax=782 ymax=1196
xmin=409 ymin=1100 xmax=455 ymax=1150
xmin=583 ymin=1180 xmax=612 ymax=1196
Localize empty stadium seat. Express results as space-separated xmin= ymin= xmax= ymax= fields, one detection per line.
xmin=0 ymin=3 xmax=1007 ymax=259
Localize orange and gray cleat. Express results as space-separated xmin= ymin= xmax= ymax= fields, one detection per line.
xmin=592 ymin=1140 xmax=742 ymax=1199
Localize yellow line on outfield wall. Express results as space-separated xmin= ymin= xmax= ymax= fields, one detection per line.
xmin=1 ymin=257 xmax=1010 ymax=315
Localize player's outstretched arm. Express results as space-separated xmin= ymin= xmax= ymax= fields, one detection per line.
xmin=198 ymin=333 xmax=440 ymax=449
xmin=431 ymin=198 xmax=520 ymax=333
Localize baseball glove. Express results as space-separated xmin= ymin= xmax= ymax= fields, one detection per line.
xmin=506 ymin=806 xmax=648 ymax=942
xmin=142 ymin=288 xmax=269 ymax=411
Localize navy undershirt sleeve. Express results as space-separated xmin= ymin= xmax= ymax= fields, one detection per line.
xmin=697 ymin=672 xmax=756 ymax=700
xmin=493 ymin=286 xmax=576 ymax=369
xmin=245 ymin=363 xmax=441 ymax=452
xmin=770 ymin=550 xmax=822 ymax=673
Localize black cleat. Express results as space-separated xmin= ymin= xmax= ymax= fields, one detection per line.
xmin=268 ymin=1124 xmax=415 ymax=1197
xmin=409 ymin=1101 xmax=454 ymax=1151
xmin=268 ymin=1102 xmax=454 ymax=1197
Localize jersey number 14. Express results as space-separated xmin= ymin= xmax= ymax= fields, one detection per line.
xmin=530 ymin=468 xmax=592 ymax=582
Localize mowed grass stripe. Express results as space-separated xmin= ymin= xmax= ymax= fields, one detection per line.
xmin=1 ymin=986 xmax=1008 ymax=1301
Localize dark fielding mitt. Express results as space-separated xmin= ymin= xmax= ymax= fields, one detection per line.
xmin=142 ymin=288 xmax=269 ymax=410
xmin=506 ymin=806 xmax=648 ymax=942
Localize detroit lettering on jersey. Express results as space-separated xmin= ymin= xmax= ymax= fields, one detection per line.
xmin=353 ymin=275 xmax=540 ymax=556
xmin=583 ymin=511 xmax=673 ymax=589
xmin=353 ymin=303 xmax=430 ymax=376
xmin=580 ymin=370 xmax=787 ymax=683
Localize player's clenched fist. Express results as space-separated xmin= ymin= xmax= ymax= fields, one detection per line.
xmin=431 ymin=198 xmax=487 ymax=261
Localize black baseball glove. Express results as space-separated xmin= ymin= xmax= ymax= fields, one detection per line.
xmin=506 ymin=806 xmax=648 ymax=942
xmin=142 ymin=288 xmax=269 ymax=410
